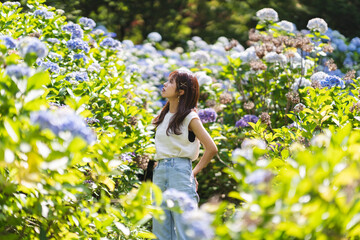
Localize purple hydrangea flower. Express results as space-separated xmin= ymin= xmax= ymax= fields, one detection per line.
xmin=85 ymin=117 xmax=100 ymax=124
xmin=62 ymin=22 xmax=84 ymax=39
xmin=79 ymin=17 xmax=96 ymax=30
xmin=235 ymin=115 xmax=259 ymax=128
xmin=0 ymin=36 xmax=16 ymax=49
xmin=103 ymin=116 xmax=113 ymax=122
xmin=30 ymin=109 xmax=96 ymax=144
xmin=18 ymin=37 xmax=48 ymax=59
xmin=120 ymin=152 xmax=136 ymax=161
xmin=66 ymin=38 xmax=90 ymax=52
xmin=198 ymin=108 xmax=217 ymax=124
xmin=100 ymin=37 xmax=121 ymax=50
xmin=39 ymin=61 xmax=60 ymax=74
xmin=5 ymin=64 xmax=34 ymax=79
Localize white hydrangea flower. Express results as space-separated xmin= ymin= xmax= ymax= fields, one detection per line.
xmin=195 ymin=71 xmax=212 ymax=86
xmin=217 ymin=36 xmax=229 ymax=46
xmin=264 ymin=52 xmax=287 ymax=64
xmin=277 ymin=20 xmax=295 ymax=32
xmin=232 ymin=46 xmax=258 ymax=63
xmin=177 ymin=67 xmax=195 ymax=77
xmin=256 ymin=8 xmax=279 ymax=23
xmin=310 ymin=71 xmax=328 ymax=82
xmin=291 ymin=77 xmax=311 ymax=90
xmin=55 ymin=9 xmax=65 ymax=15
xmin=307 ymin=18 xmax=328 ymax=34
xmin=192 ymin=36 xmax=202 ymax=42
xmin=147 ymin=32 xmax=162 ymax=42
xmin=311 ymin=130 xmax=331 ymax=148
xmin=191 ymin=50 xmax=210 ymax=64
xmin=241 ymin=138 xmax=267 ymax=150
xmin=3 ymin=1 xmax=21 ymax=7
xmin=195 ymin=40 xmax=208 ymax=49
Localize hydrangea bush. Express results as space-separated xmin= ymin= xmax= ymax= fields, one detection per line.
xmin=1 ymin=0 xmax=360 ymax=239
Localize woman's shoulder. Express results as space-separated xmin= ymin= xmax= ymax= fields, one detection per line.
xmin=185 ymin=109 xmax=200 ymax=121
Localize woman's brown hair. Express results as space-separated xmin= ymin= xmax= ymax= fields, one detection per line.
xmin=153 ymin=70 xmax=200 ymax=135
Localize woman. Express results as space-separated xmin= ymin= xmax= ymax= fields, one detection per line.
xmin=152 ymin=68 xmax=218 ymax=240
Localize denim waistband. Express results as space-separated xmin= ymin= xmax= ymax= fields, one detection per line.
xmin=157 ymin=157 xmax=190 ymax=164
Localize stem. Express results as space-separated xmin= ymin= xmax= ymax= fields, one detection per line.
xmin=298 ymin=49 xmax=304 ymax=93
xmin=232 ymin=64 xmax=246 ymax=101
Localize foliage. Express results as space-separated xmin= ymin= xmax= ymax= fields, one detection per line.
xmin=2 ymin=0 xmax=360 ymax=239
xmin=42 ymin=0 xmax=360 ymax=46
xmin=0 ymin=1 xmax=160 ymax=239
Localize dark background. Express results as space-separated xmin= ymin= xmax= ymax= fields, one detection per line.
xmin=28 ymin=0 xmax=360 ymax=47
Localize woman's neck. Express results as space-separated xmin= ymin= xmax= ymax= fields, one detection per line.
xmin=168 ymin=98 xmax=179 ymax=114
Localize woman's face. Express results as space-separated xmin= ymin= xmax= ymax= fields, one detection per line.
xmin=161 ymin=76 xmax=178 ymax=99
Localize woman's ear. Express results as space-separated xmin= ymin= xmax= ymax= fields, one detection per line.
xmin=179 ymin=89 xmax=185 ymax=96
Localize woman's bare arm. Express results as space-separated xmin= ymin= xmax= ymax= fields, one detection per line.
xmin=189 ymin=118 xmax=218 ymax=177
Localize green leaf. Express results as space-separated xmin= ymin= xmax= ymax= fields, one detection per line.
xmin=135 ymin=231 xmax=157 ymax=239
xmin=4 ymin=118 xmax=19 ymax=143
xmin=27 ymin=71 xmax=50 ymax=91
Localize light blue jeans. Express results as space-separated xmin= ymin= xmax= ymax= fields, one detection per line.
xmin=152 ymin=157 xmax=199 ymax=240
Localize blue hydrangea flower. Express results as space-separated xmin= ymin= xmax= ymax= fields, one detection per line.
xmin=126 ymin=64 xmax=140 ymax=73
xmin=73 ymin=53 xmax=88 ymax=62
xmin=3 ymin=2 xmax=21 ymax=8
xmin=198 ymin=108 xmax=217 ymax=124
xmin=320 ymin=75 xmax=345 ymax=88
xmin=66 ymin=39 xmax=90 ymax=52
xmin=105 ymin=32 xmax=117 ymax=38
xmin=0 ymin=35 xmax=16 ymax=49
xmin=235 ymin=115 xmax=259 ymax=128
xmin=79 ymin=17 xmax=96 ymax=30
xmin=162 ymin=189 xmax=214 ymax=240
xmin=46 ymin=38 xmax=60 ymax=45
xmin=66 ymin=71 xmax=89 ymax=82
xmin=39 ymin=61 xmax=60 ymax=74
xmin=5 ymin=64 xmax=34 ymax=79
xmin=34 ymin=9 xmax=54 ymax=19
xmin=91 ymin=29 xmax=105 ymax=36
xmin=163 ymin=189 xmax=198 ymax=213
xmin=99 ymin=37 xmax=121 ymax=50
xmin=18 ymin=37 xmax=48 ymax=59
xmin=182 ymin=211 xmax=214 ymax=240
xmin=87 ymin=63 xmax=101 ymax=73
xmin=30 ymin=109 xmax=96 ymax=144
xmin=48 ymin=52 xmax=63 ymax=61
xmin=62 ymin=22 xmax=84 ymax=39
xmin=245 ymin=169 xmax=274 ymax=185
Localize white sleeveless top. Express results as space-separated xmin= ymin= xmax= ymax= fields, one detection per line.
xmin=154 ymin=111 xmax=200 ymax=161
